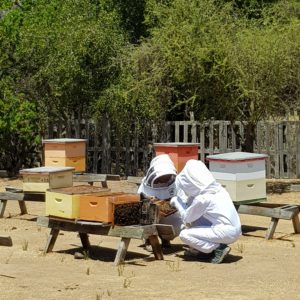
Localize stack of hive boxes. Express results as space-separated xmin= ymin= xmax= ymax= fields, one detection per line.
xmin=43 ymin=138 xmax=87 ymax=172
xmin=206 ymin=152 xmax=268 ymax=204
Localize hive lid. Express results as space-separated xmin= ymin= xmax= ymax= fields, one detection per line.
xmin=42 ymin=138 xmax=87 ymax=144
xmin=206 ymin=152 xmax=268 ymax=162
xmin=47 ymin=185 xmax=110 ymax=195
xmin=19 ymin=166 xmax=75 ymax=175
xmin=154 ymin=142 xmax=199 ymax=147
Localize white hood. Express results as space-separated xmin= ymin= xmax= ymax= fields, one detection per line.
xmin=138 ymin=181 xmax=177 ymax=200
xmin=138 ymin=154 xmax=177 ymax=200
xmin=175 ymin=160 xmax=221 ymax=199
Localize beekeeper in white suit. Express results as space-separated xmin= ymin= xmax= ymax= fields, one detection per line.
xmin=170 ymin=159 xmax=242 ymax=263
xmin=138 ymin=154 xmax=183 ymax=248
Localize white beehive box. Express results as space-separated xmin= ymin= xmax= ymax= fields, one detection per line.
xmin=19 ymin=166 xmax=75 ymax=192
xmin=206 ymin=152 xmax=268 ymax=203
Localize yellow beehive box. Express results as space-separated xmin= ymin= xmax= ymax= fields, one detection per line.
xmin=46 ymin=185 xmax=111 ymax=219
xmin=43 ymin=138 xmax=87 ymax=172
xmin=44 ymin=156 xmax=85 ymax=172
xmin=19 ymin=166 xmax=75 ymax=192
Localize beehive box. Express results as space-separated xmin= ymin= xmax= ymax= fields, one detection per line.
xmin=43 ymin=138 xmax=87 ymax=172
xmin=79 ymin=193 xmax=140 ymax=224
xmin=154 ymin=143 xmax=199 ymax=172
xmin=46 ymin=185 xmax=110 ymax=219
xmin=44 ymin=156 xmax=85 ymax=172
xmin=19 ymin=166 xmax=75 ymax=192
xmin=154 ymin=200 xmax=177 ymax=217
xmin=207 ymin=152 xmax=268 ymax=204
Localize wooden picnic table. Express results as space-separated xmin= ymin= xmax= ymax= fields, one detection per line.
xmin=37 ymin=216 xmax=175 ymax=265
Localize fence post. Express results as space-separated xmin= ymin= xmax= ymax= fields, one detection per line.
xmin=297 ymin=123 xmax=300 ymax=178
xmin=101 ymin=112 xmax=111 ymax=174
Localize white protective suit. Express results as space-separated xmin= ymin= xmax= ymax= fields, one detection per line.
xmin=171 ymin=160 xmax=241 ymax=253
xmin=138 ymin=154 xmax=182 ymax=237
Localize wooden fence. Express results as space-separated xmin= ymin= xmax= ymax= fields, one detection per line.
xmin=46 ymin=120 xmax=300 ymax=179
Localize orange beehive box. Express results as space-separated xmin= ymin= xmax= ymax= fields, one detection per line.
xmin=43 ymin=138 xmax=87 ymax=172
xmin=43 ymin=138 xmax=86 ymax=157
xmin=44 ymin=156 xmax=85 ymax=172
xmin=79 ymin=193 xmax=140 ymax=223
xmin=154 ymin=143 xmax=199 ymax=172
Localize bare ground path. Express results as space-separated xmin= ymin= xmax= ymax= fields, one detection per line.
xmin=0 ymin=178 xmax=299 ymax=300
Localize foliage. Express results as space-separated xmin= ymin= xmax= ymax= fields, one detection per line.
xmin=15 ymin=0 xmax=127 ymax=121
xmin=106 ymin=0 xmax=148 ymax=43
xmin=134 ymin=0 xmax=300 ymax=123
xmin=0 ymin=0 xmax=128 ymax=174
xmin=0 ymin=0 xmax=299 ymax=171
xmin=225 ymin=18 xmax=300 ymax=123
xmin=0 ymin=82 xmax=41 ymax=175
xmin=96 ymin=43 xmax=171 ymax=134
xmin=118 ymin=0 xmax=300 ymax=150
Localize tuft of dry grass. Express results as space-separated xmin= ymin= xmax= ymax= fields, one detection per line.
xmin=22 ymin=240 xmax=28 ymax=251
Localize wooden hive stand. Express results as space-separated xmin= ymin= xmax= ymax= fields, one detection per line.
xmin=37 ymin=216 xmax=175 ymax=265
xmin=235 ymin=203 xmax=300 ymax=239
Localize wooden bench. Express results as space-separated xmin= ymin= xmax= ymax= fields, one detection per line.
xmin=0 ymin=173 xmax=120 ymax=218
xmin=127 ymin=176 xmax=143 ymax=186
xmin=0 ymin=190 xmax=45 ymax=218
xmin=235 ymin=203 xmax=300 ymax=239
xmin=37 ymin=216 xmax=175 ymax=265
xmin=73 ymin=173 xmax=120 ymax=188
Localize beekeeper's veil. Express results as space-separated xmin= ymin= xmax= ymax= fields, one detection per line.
xmin=175 ymin=159 xmax=221 ymax=199
xmin=138 ymin=154 xmax=177 ymax=200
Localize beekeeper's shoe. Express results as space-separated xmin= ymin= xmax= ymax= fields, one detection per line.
xmin=184 ymin=248 xmax=212 ymax=259
xmin=210 ymin=244 xmax=231 ymax=264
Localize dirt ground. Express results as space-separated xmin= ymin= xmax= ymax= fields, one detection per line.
xmin=0 ymin=178 xmax=299 ymax=300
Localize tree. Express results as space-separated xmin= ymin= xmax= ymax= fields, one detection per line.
xmin=121 ymin=0 xmax=300 ymax=150
xmin=0 ymin=83 xmax=41 ymax=175
xmin=0 ymin=0 xmax=127 ymax=174
xmin=14 ymin=0 xmax=127 ymax=122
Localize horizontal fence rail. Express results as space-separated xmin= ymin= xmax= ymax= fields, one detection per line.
xmin=46 ymin=120 xmax=300 ymax=179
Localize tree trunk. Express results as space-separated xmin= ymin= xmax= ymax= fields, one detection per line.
xmin=242 ymin=123 xmax=255 ymax=153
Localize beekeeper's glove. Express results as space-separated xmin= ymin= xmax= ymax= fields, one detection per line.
xmin=170 ymin=196 xmax=186 ymax=220
xmin=170 ymin=196 xmax=178 ymax=208
xmin=180 ymin=223 xmax=191 ymax=230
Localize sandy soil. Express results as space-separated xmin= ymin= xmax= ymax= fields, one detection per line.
xmin=0 ymin=178 xmax=299 ymax=300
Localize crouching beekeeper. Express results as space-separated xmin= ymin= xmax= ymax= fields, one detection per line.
xmin=138 ymin=154 xmax=183 ymax=249
xmin=170 ymin=160 xmax=242 ymax=264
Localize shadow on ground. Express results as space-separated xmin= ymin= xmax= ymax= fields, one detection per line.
xmin=56 ymin=245 xmax=150 ymax=263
